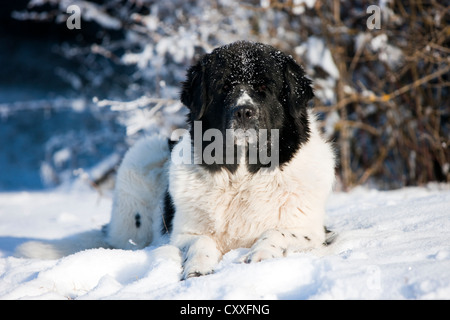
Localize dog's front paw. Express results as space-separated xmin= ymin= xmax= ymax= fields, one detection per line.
xmin=242 ymin=246 xmax=286 ymax=264
xmin=241 ymin=229 xmax=319 ymax=264
xmin=179 ymin=235 xmax=222 ymax=280
xmin=241 ymin=230 xmax=288 ymax=264
xmin=182 ymin=253 xmax=217 ymax=280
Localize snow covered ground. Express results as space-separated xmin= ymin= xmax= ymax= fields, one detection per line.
xmin=0 ymin=183 xmax=449 ymax=300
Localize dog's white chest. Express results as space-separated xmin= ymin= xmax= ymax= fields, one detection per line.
xmin=178 ymin=165 xmax=294 ymax=251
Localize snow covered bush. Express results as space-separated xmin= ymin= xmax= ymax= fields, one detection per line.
xmin=9 ymin=0 xmax=449 ymax=190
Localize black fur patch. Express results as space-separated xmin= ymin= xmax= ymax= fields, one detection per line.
xmin=135 ymin=213 xmax=141 ymax=228
xmin=162 ymin=191 xmax=174 ymax=234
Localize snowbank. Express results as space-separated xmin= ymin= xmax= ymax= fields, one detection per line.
xmin=0 ymin=184 xmax=449 ymax=299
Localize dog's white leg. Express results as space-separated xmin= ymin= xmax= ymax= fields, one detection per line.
xmin=242 ymin=228 xmax=325 ymax=263
xmin=175 ymin=234 xmax=222 ymax=280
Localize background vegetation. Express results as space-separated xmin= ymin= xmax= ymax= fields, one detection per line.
xmin=1 ymin=0 xmax=448 ymax=191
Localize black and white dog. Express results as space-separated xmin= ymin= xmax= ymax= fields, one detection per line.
xmin=18 ymin=41 xmax=335 ymax=279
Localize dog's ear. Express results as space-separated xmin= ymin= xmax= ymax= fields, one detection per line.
xmin=284 ymin=58 xmax=314 ymax=118
xmin=181 ymin=59 xmax=208 ymax=121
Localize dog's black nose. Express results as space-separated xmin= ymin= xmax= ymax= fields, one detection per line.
xmin=233 ymin=105 xmax=257 ymax=124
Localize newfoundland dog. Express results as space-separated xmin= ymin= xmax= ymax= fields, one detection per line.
xmin=17 ymin=41 xmax=335 ymax=280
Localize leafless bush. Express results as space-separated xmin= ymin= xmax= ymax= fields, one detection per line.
xmin=257 ymin=0 xmax=449 ymax=189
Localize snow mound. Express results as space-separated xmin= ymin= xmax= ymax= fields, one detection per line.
xmin=0 ymin=185 xmax=449 ymax=299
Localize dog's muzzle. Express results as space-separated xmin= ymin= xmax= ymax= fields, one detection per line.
xmin=231 ymin=103 xmax=260 ymax=130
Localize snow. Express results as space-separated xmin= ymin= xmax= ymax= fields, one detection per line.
xmin=0 ymin=184 xmax=449 ymax=299
xmin=292 ymin=0 xmax=317 ymax=15
xmin=295 ymin=36 xmax=339 ymax=104
xmin=369 ymin=34 xmax=404 ymax=69
xmin=295 ymin=36 xmax=339 ymax=80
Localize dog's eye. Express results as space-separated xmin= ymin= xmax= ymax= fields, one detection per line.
xmin=257 ymin=84 xmax=267 ymax=93
xmin=222 ymin=84 xmax=230 ymax=92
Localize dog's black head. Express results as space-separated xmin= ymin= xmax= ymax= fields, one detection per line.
xmin=180 ymin=41 xmax=314 ymax=173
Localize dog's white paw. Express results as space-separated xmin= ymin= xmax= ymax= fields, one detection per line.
xmin=180 ymin=235 xmax=222 ymax=280
xmin=182 ymin=253 xmax=217 ymax=279
xmin=241 ymin=232 xmax=286 ymax=264
xmin=241 ymin=229 xmax=318 ymax=264
xmin=242 ymin=246 xmax=286 ymax=264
